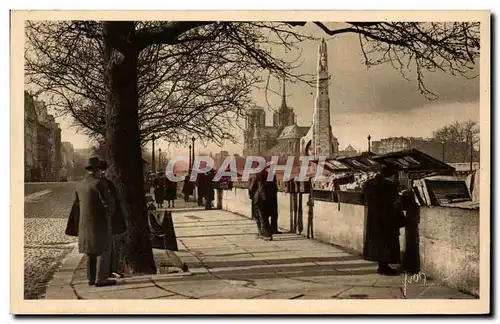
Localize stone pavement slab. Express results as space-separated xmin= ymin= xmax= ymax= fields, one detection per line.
xmin=49 ymin=208 xmax=476 ymax=300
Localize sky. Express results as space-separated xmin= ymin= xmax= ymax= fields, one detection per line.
xmin=53 ymin=22 xmax=480 ymax=157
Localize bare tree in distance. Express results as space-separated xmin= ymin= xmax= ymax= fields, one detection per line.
xmin=433 ymin=120 xmax=480 ymax=162
xmin=25 ymin=20 xmax=480 ymax=274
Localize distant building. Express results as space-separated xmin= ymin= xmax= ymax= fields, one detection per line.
xmin=243 ymin=39 xmax=339 ymax=158
xmin=24 ymin=92 xmax=38 ymax=181
xmin=371 ymin=137 xmax=479 ymax=164
xmin=337 ymin=145 xmax=358 ymax=158
xmin=24 ymin=92 xmax=63 ymax=182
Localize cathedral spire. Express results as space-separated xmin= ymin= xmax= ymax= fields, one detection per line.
xmin=280 ymin=75 xmax=287 ymax=111
xmin=311 ymin=38 xmax=333 ymax=158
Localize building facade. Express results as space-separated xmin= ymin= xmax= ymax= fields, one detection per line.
xmin=371 ymin=137 xmax=480 ymax=164
xmin=24 ymin=92 xmax=64 ymax=182
xmin=24 ymin=92 xmax=38 ymax=181
xmin=243 ymin=39 xmax=339 ymax=158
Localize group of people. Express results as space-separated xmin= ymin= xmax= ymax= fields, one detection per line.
xmin=65 ymin=157 xmax=126 ymax=287
xmin=152 ymin=172 xmax=178 ymax=208
xmin=248 ymin=162 xmax=281 ymax=241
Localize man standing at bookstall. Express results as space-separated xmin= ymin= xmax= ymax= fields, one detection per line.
xmin=362 ymin=166 xmax=406 ymax=276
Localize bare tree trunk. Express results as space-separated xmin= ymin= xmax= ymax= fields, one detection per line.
xmin=103 ymin=21 xmax=156 ymax=274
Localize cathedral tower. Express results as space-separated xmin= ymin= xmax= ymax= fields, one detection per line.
xmin=312 ymin=39 xmax=333 ymax=158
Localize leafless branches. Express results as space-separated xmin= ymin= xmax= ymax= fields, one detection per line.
xmin=25 ymin=20 xmax=312 ymax=146
xmin=25 ymin=20 xmax=480 ymax=146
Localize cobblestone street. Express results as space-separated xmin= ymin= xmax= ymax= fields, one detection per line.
xmin=24 ymin=182 xmax=77 ymax=299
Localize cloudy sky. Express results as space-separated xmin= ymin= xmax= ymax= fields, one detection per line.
xmin=57 ymin=22 xmax=480 ymax=156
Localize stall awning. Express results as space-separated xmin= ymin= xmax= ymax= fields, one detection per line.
xmin=310 ymin=158 xmax=351 ymax=174
xmin=337 ymin=153 xmax=384 ymax=173
xmin=371 ymin=149 xmax=455 ymax=174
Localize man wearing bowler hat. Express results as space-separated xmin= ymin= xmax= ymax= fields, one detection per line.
xmin=70 ymin=156 xmax=116 ymax=287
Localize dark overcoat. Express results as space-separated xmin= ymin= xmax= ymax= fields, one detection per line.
xmin=204 ymin=171 xmax=215 ymax=201
xmin=102 ymin=177 xmax=127 ymax=235
xmin=154 ymin=177 xmax=166 ymax=204
xmin=182 ymin=176 xmax=194 ymax=195
xmin=362 ymin=175 xmax=404 ymax=264
xmin=165 ymin=177 xmax=178 ymax=200
xmin=267 ymin=177 xmax=279 ymax=220
xmin=70 ymin=174 xmax=111 ymax=255
xmin=249 ymin=170 xmax=276 ymax=213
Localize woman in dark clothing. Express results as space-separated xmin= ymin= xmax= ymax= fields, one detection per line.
xmin=182 ymin=175 xmax=194 ymax=202
xmin=204 ymin=170 xmax=216 ymax=210
xmin=153 ymin=174 xmax=166 ymax=208
xmin=165 ymin=173 xmax=177 ymax=208
xmin=362 ymin=167 xmax=406 ymax=275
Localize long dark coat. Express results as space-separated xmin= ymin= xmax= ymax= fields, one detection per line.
xmin=267 ymin=177 xmax=279 ymax=220
xmin=68 ymin=174 xmax=110 ymax=255
xmin=249 ymin=170 xmax=276 ymax=211
xmin=102 ymin=177 xmax=127 ymax=235
xmin=154 ymin=177 xmax=166 ymax=204
xmin=196 ymin=173 xmax=206 ymax=200
xmin=204 ymin=171 xmax=215 ymax=201
xmin=362 ymin=175 xmax=404 ymax=264
xmin=182 ymin=176 xmax=194 ymax=195
xmin=165 ymin=177 xmax=178 ymax=200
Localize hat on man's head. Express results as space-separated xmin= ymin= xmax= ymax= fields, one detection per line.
xmin=99 ymin=160 xmax=109 ymax=170
xmin=85 ymin=156 xmax=101 ymax=170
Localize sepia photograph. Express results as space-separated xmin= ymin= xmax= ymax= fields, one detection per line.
xmin=11 ymin=10 xmax=490 ymax=315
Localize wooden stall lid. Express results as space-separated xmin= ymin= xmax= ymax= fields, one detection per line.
xmin=371 ymin=149 xmax=456 ymax=175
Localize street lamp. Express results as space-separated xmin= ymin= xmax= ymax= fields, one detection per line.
xmin=188 ymin=144 xmax=192 ymax=171
xmin=191 ymin=137 xmax=195 ymax=167
xmin=151 ymin=134 xmax=157 ymax=173
xmin=367 ymin=135 xmax=371 ymax=153
xmin=469 ymin=131 xmax=474 ymax=171
xmin=441 ymin=140 xmax=445 ymax=162
xmin=158 ymin=148 xmax=162 ymax=172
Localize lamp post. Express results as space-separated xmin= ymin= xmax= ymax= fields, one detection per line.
xmin=469 ymin=131 xmax=474 ymax=171
xmin=158 ymin=148 xmax=162 ymax=172
xmin=151 ymin=134 xmax=157 ymax=173
xmin=191 ymin=136 xmax=195 ymax=167
xmin=367 ymin=135 xmax=371 ymax=153
xmin=188 ymin=144 xmax=192 ymax=171
xmin=441 ymin=140 xmax=445 ymax=162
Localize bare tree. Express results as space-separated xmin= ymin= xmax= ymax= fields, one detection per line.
xmin=25 ymin=20 xmax=480 ymax=274
xmin=25 ymin=21 xmax=311 ymax=145
xmin=433 ymin=120 xmax=480 ymax=162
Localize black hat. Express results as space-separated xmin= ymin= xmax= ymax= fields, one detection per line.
xmin=99 ymin=160 xmax=109 ymax=170
xmin=85 ymin=156 xmax=101 ymax=171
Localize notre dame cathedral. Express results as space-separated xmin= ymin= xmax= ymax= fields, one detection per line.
xmin=243 ymin=39 xmax=339 ymax=158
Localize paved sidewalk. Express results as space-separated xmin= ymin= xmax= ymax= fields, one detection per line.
xmin=46 ymin=209 xmax=475 ymax=300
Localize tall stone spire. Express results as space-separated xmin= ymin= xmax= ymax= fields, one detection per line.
xmin=312 ymin=38 xmax=333 ymax=158
xmin=280 ymin=76 xmax=287 ymax=111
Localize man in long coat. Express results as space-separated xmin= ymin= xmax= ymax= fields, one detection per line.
xmin=362 ymin=166 xmax=405 ymax=276
xmin=99 ymin=160 xmax=127 ymax=279
xmin=203 ymin=169 xmax=216 ymax=210
xmin=267 ymin=173 xmax=280 ymax=234
xmin=248 ymin=168 xmax=273 ymax=241
xmin=67 ymin=157 xmax=116 ymax=287
xmin=182 ymin=174 xmax=194 ymax=202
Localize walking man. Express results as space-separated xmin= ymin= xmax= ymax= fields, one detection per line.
xmin=248 ymin=167 xmax=274 ymax=241
xmin=99 ymin=160 xmax=127 ymax=279
xmin=67 ymin=156 xmax=115 ymax=287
